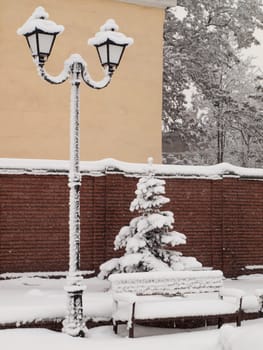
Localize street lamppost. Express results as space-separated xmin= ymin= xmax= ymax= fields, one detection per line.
xmin=17 ymin=6 xmax=133 ymax=337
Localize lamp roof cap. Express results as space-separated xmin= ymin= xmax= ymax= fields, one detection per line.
xmin=17 ymin=6 xmax=64 ymax=36
xmin=88 ymin=19 xmax=133 ymax=47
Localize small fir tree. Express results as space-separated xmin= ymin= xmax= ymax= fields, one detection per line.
xmin=99 ymin=158 xmax=201 ymax=279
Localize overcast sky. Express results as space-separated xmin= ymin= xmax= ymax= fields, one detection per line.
xmin=243 ymin=29 xmax=263 ymax=72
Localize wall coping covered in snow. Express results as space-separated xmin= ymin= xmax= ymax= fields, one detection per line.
xmin=0 ymin=270 xmax=94 ymax=280
xmin=117 ymin=0 xmax=177 ymax=8
xmin=0 ymin=158 xmax=263 ymax=179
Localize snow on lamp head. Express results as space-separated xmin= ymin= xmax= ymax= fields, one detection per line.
xmin=88 ymin=19 xmax=133 ymax=72
xmin=17 ymin=6 xmax=64 ymax=66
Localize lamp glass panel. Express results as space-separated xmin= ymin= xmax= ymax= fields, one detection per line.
xmin=27 ymin=33 xmax=38 ymax=56
xmin=97 ymin=45 xmax=108 ymax=65
xmin=38 ymin=33 xmax=55 ymax=55
xmin=109 ymin=44 xmax=124 ymax=65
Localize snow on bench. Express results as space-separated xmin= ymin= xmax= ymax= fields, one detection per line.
xmin=109 ymin=270 xmax=245 ymax=338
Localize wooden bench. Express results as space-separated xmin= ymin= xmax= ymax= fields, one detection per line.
xmin=109 ymin=270 xmax=245 ymax=338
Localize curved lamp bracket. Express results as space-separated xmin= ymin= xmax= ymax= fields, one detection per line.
xmin=36 ymin=53 xmax=112 ymax=89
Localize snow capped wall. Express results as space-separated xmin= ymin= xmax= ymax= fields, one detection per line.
xmin=0 ymin=158 xmax=263 ymax=277
xmin=117 ymin=0 xmax=177 ymax=9
xmin=0 ymin=158 xmax=263 ymax=179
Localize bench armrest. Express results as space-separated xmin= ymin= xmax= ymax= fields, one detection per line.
xmin=112 ymin=293 xmax=137 ymax=330
xmin=255 ymin=289 xmax=263 ymax=298
xmin=112 ymin=292 xmax=137 ymax=304
xmin=219 ymin=287 xmax=245 ymax=310
xmin=255 ymin=289 xmax=263 ymax=311
xmin=219 ymin=287 xmax=245 ymax=298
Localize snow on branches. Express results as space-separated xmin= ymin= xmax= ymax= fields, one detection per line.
xmin=99 ymin=158 xmax=201 ymax=279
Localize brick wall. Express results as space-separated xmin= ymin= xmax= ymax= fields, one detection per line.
xmin=0 ymin=172 xmax=263 ymax=277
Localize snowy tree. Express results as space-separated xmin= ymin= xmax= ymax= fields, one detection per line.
xmin=99 ymin=159 xmax=201 ymax=279
xmin=163 ymin=0 xmax=263 ymax=166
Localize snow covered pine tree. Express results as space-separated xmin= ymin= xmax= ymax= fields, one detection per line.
xmin=99 ymin=158 xmax=201 ymax=279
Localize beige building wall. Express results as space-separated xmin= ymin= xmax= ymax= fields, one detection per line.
xmin=0 ymin=0 xmax=164 ymax=163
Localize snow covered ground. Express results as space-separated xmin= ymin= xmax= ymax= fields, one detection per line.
xmin=0 ymin=274 xmax=262 ymax=350
xmin=0 ymin=275 xmax=112 ymax=324
xmin=1 ymin=318 xmax=263 ymax=350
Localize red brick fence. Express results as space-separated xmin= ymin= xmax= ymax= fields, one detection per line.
xmin=0 ymin=159 xmax=263 ymax=277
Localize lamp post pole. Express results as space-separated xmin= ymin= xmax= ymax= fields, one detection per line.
xmin=64 ymin=60 xmax=86 ymax=337
xmin=69 ymin=61 xmax=82 ymax=277
xmin=17 ymin=6 xmax=133 ymax=337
